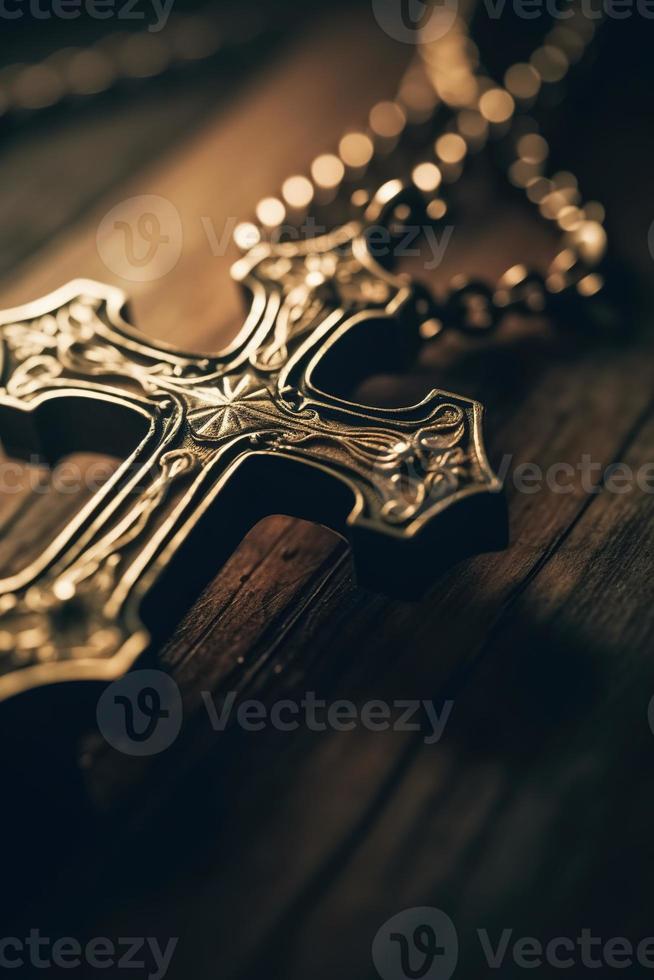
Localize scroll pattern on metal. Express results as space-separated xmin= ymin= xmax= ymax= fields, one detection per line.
xmin=0 ymin=222 xmax=501 ymax=700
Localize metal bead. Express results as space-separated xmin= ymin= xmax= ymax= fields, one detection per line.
xmin=495 ymin=266 xmax=547 ymax=315
xmin=548 ymin=256 xmax=630 ymax=335
xmin=446 ymin=278 xmax=501 ymax=334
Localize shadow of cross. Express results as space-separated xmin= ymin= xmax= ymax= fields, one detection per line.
xmin=0 ymin=220 xmax=505 ymax=701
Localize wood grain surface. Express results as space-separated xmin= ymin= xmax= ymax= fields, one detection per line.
xmin=1 ymin=7 xmax=653 ymax=980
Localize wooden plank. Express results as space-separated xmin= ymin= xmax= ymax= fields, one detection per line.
xmin=0 ymin=12 xmax=406 ymax=350
xmin=238 ymin=415 xmax=654 ymax=980
xmin=0 ymin=453 xmax=120 ymax=572
xmin=0 ymin=9 xmax=652 ymax=980
xmin=0 ymin=83 xmax=219 ymax=278
xmin=17 ymin=200 xmax=652 ymax=966
xmin=53 ymin=333 xmax=652 ymax=979
xmin=0 ymin=3 xmax=410 ymax=928
xmin=0 ymin=8 xmax=309 ymax=276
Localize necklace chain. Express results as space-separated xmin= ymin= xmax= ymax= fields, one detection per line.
xmin=242 ymin=6 xmax=613 ymax=339
xmin=3 ymin=6 xmax=613 ymax=336
xmin=0 ymin=3 xmax=277 ymax=116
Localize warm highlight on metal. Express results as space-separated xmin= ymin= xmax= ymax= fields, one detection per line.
xmin=0 ymin=221 xmax=504 ymax=700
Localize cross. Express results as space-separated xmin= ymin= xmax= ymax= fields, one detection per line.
xmin=0 ymin=216 xmax=505 ymax=701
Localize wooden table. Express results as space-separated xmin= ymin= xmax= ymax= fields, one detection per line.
xmin=1 ymin=7 xmax=653 ymax=978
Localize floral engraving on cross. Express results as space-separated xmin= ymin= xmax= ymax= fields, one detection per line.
xmin=0 ymin=219 xmax=504 ymax=700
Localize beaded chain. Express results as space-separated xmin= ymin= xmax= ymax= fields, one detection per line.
xmin=0 ymin=3 xmax=279 ymax=117
xmin=241 ymin=6 xmax=616 ymax=339
xmin=1 ymin=4 xmax=616 ymax=336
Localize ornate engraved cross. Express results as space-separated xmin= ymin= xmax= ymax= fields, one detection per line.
xmin=0 ymin=217 xmax=504 ymax=701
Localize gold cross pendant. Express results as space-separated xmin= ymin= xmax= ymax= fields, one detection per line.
xmin=0 ymin=204 xmax=505 ymax=701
